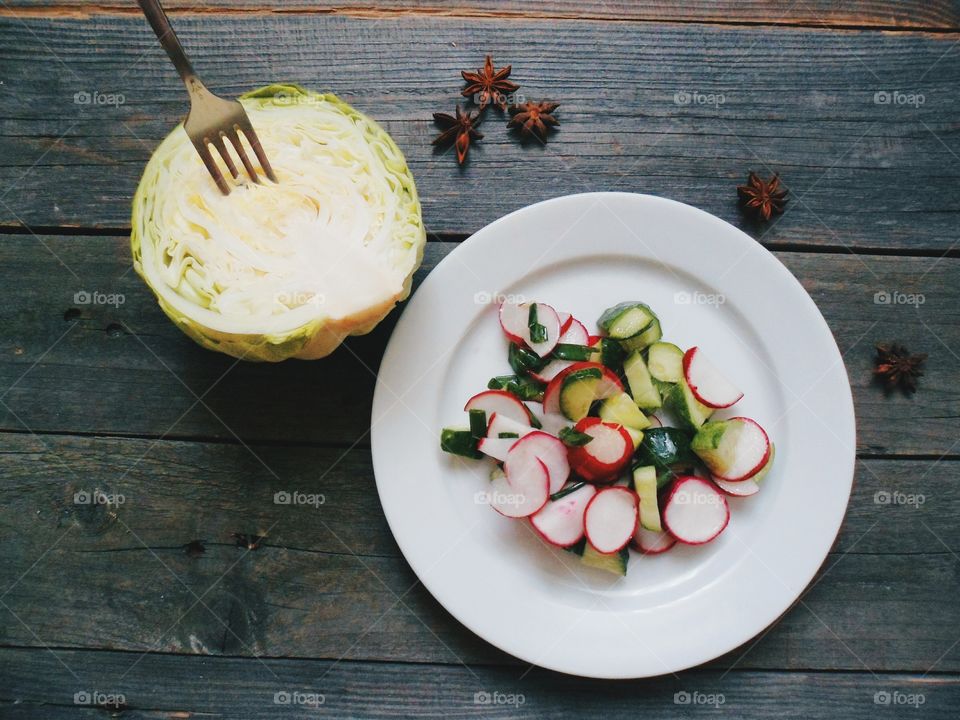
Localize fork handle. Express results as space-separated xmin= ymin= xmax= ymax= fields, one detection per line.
xmin=137 ymin=0 xmax=203 ymax=94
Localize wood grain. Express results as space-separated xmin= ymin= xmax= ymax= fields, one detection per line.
xmin=1 ymin=237 xmax=957 ymax=455
xmin=0 ymin=14 xmax=958 ymax=249
xmin=0 ymin=430 xmax=957 ymax=670
xmin=2 ymin=647 xmax=958 ymax=719
xmin=2 ymin=0 xmax=959 ymax=30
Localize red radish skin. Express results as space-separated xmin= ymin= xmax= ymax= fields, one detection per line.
xmin=683 ymin=346 xmax=744 ymax=409
xmin=662 ymin=476 xmax=730 ymax=545
xmin=530 ymin=483 xmax=597 ymax=547
xmin=558 ymin=312 xmax=574 ymax=335
xmin=713 ymin=475 xmax=760 ymax=497
xmin=489 ymin=460 xmax=550 ymax=518
xmin=632 ymin=526 xmax=677 ymax=555
xmin=542 ymin=362 xmax=624 ymax=415
xmin=583 ymin=487 xmax=639 ymax=554
xmin=587 ymin=334 xmax=601 ymax=345
xmin=506 ymin=431 xmax=570 ymax=494
xmin=712 ymin=417 xmax=771 ymax=482
xmin=568 ymin=417 xmax=633 ymax=484
xmin=465 ymin=389 xmax=539 ymax=427
xmin=559 ymin=318 xmax=590 ymax=345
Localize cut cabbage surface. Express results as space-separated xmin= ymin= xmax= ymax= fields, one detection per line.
xmin=131 ymin=84 xmax=425 ymax=361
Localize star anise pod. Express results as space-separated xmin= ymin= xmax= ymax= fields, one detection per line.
xmin=874 ymin=342 xmax=927 ymax=393
xmin=461 ymin=55 xmax=519 ymax=112
xmin=737 ymin=171 xmax=788 ymax=221
xmin=507 ymin=101 xmax=560 ymax=142
xmin=433 ymin=105 xmax=483 ymax=165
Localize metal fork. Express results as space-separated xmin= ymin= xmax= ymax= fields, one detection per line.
xmin=137 ymin=0 xmax=276 ymax=194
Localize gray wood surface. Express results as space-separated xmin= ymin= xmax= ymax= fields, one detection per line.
xmin=4 ymin=0 xmax=960 ymax=29
xmin=3 ymin=648 xmax=958 ymax=719
xmin=1 ymin=1 xmax=959 ymax=717
xmin=0 ymin=14 xmax=958 ymax=249
xmin=1 ymin=238 xmax=957 ymax=454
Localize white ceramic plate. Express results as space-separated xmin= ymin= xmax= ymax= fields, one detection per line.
xmin=371 ymin=192 xmax=855 ymax=678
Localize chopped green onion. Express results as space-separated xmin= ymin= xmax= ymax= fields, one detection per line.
xmin=498 ymin=432 xmax=520 ymax=439
xmin=550 ymin=480 xmax=588 ymax=501
xmin=468 ymin=409 xmax=487 ymax=438
xmin=528 ymin=303 xmax=547 ymax=344
xmin=488 ymin=374 xmax=545 ymax=402
xmin=508 ymin=344 xmax=546 ymax=375
xmin=440 ymin=428 xmax=481 ymax=458
xmin=553 ymin=343 xmax=595 ymax=361
xmin=559 ymin=426 xmax=594 ymax=447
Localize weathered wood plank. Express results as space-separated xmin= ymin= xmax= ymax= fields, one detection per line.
xmin=0 ymin=15 xmax=958 ymax=250
xmin=0 ymin=431 xmax=957 ymax=670
xmin=2 ymin=647 xmax=957 ymax=720
xmin=1 ymin=237 xmax=957 ymax=455
xmin=2 ymin=0 xmax=958 ymax=30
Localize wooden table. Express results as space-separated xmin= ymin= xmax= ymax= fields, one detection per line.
xmin=2 ymin=1 xmax=959 ymax=717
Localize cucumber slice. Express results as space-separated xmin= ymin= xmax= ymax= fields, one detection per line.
xmin=620 ymin=317 xmax=662 ymax=352
xmin=623 ymin=350 xmax=662 ymax=410
xmin=632 ymin=465 xmax=662 ymax=531
xmin=647 ymin=342 xmax=684 ymax=383
xmin=559 ymin=367 xmax=602 ymax=421
xmin=552 ymin=343 xmax=598 ymax=362
xmin=599 ymin=392 xmax=651 ymax=430
xmin=598 ymin=337 xmax=625 ymax=369
xmin=635 ymin=427 xmax=697 ymax=474
xmin=598 ymin=302 xmax=656 ymax=340
xmin=440 ymin=428 xmax=482 ymax=459
xmin=622 ymin=425 xmax=644 ymax=449
xmin=665 ymin=377 xmax=714 ymax=431
xmin=580 ymin=542 xmax=628 ymax=576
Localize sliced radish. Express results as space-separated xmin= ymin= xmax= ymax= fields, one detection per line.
xmin=633 ymin=526 xmax=677 ymax=555
xmin=713 ymin=476 xmax=760 ymax=497
xmin=694 ymin=417 xmax=771 ymax=481
xmin=530 ymin=358 xmax=574 ymax=384
xmin=465 ymin=389 xmax=535 ymax=427
xmin=506 ymin=431 xmax=569 ymax=494
xmin=530 ymin=483 xmax=596 ymax=547
xmin=587 ymin=334 xmax=602 ymax=345
xmin=498 ymin=301 xmax=561 ymax=358
xmin=683 ymin=347 xmax=744 ymax=409
xmin=567 ymin=417 xmax=633 ymax=484
xmin=477 ymin=437 xmax=515 ymax=462
xmin=558 ymin=312 xmax=573 ymax=335
xmin=538 ymin=411 xmax=572 ymax=437
xmin=542 ymin=362 xmax=623 ymax=416
xmin=662 ymin=476 xmax=730 ymax=544
xmin=583 ymin=486 xmax=638 ymax=553
xmin=646 ymin=414 xmax=663 ymax=428
xmin=486 ymin=412 xmax=534 ymax=439
xmin=488 ymin=461 xmax=549 ymax=518
xmin=558 ymin=317 xmax=589 ymax=345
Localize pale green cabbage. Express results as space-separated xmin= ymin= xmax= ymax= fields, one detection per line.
xmin=131 ymin=84 xmax=425 ymax=361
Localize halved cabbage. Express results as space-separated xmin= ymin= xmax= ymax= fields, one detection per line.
xmin=131 ymin=84 xmax=425 ymax=361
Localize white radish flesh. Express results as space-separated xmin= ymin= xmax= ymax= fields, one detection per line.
xmin=538 ymin=411 xmax=572 ymax=437
xmin=486 ymin=412 xmax=534 ymax=439
xmin=499 ymin=301 xmax=561 ymax=358
xmin=583 ymin=487 xmax=639 ymax=553
xmin=713 ymin=476 xmax=760 ymax=497
xmin=633 ymin=526 xmax=677 ymax=554
xmin=506 ymin=431 xmax=570 ymax=494
xmin=581 ymin=422 xmax=631 ymax=465
xmin=715 ymin=418 xmax=770 ymax=481
xmin=683 ymin=347 xmax=744 ymax=409
xmin=662 ymin=476 xmax=730 ymax=544
xmin=465 ymin=390 xmax=531 ymax=426
xmin=489 ymin=459 xmax=549 ymax=518
xmin=477 ymin=437 xmax=516 ymax=463
xmin=530 ymin=358 xmax=574 ymax=384
xmin=530 ymin=483 xmax=597 ymax=547
xmin=558 ymin=318 xmax=590 ymax=345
